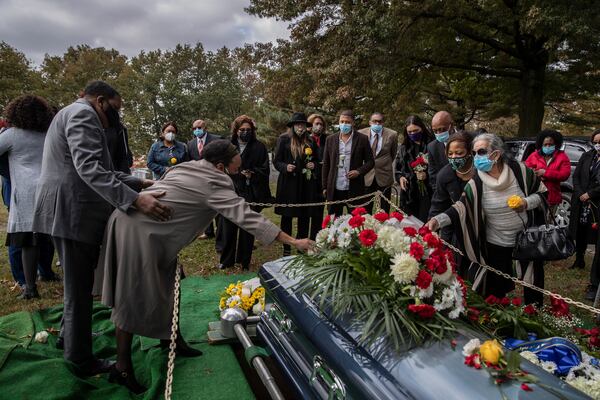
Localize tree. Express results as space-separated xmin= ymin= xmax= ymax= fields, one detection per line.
xmin=247 ymin=0 xmax=600 ymax=136
xmin=0 ymin=42 xmax=41 ymax=112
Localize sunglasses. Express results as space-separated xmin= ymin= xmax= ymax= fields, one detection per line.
xmin=472 ymin=148 xmax=494 ymax=156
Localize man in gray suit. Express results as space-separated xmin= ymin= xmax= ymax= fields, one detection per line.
xmin=358 ymin=113 xmax=398 ymax=214
xmin=33 ymin=81 xmax=172 ymax=375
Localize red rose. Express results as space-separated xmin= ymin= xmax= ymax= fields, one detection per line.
xmin=416 ymin=270 xmax=433 ymax=289
xmin=408 ymin=303 xmax=436 ymax=319
xmin=520 ymin=383 xmax=533 ymax=392
xmin=351 ymin=207 xmax=367 ymax=216
xmin=403 ymin=227 xmax=418 ymax=237
xmin=390 ymin=211 xmax=404 ymax=221
xmin=523 ymin=304 xmax=536 ymax=315
xmin=593 ymin=223 xmax=599 ymax=230
xmin=348 ymin=215 xmax=365 ymax=228
xmin=358 ymin=229 xmax=378 ymax=247
xmin=511 ymin=297 xmax=523 ymax=307
xmin=418 ymin=225 xmax=431 ymax=236
xmin=485 ymin=295 xmax=499 ymax=305
xmin=409 ymin=242 xmax=425 ymax=260
xmin=500 ymin=297 xmax=511 ymax=307
xmin=322 ymin=214 xmax=332 ymax=229
xmin=550 ymin=296 xmax=570 ymax=317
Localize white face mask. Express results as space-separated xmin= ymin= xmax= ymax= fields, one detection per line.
xmin=164 ymin=132 xmax=175 ymax=142
xmin=594 ymin=143 xmax=600 ymax=152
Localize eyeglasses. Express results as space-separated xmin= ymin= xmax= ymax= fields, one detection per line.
xmin=592 ymin=141 xmax=600 ymax=145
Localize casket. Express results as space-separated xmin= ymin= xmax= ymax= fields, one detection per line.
xmin=257 ymin=258 xmax=589 ymax=400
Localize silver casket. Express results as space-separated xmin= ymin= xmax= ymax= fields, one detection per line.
xmin=257 ymin=259 xmax=589 ymax=400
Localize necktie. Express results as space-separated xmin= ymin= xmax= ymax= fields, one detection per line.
xmin=371 ymin=133 xmax=379 ymax=156
xmin=197 ymin=138 xmax=204 ymax=157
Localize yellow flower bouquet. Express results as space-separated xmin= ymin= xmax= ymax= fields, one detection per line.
xmin=219 ymin=278 xmax=266 ymax=315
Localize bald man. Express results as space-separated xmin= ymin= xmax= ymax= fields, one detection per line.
xmin=187 ymin=119 xmax=222 ymax=239
xmin=427 ymin=111 xmax=454 ymax=192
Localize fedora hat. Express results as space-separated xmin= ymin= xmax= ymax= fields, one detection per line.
xmin=286 ymin=112 xmax=312 ymax=128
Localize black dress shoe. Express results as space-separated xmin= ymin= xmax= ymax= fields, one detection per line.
xmin=160 ymin=338 xmax=203 ymax=357
xmin=77 ymin=358 xmax=115 ymax=376
xmin=108 ymin=365 xmax=147 ymax=394
xmin=56 ymin=336 xmax=64 ymax=350
xmin=217 ymin=263 xmax=232 ymax=270
xmin=586 ymin=285 xmax=598 ymax=301
xmin=19 ymin=286 xmax=40 ymax=300
xmin=569 ymin=258 xmax=585 ymax=270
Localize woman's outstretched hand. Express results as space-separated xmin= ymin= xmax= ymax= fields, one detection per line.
xmin=294 ymin=238 xmax=315 ymax=252
xmin=426 ymin=218 xmax=440 ymax=232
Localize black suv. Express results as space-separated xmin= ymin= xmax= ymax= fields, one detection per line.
xmin=504 ymin=137 xmax=593 ymax=228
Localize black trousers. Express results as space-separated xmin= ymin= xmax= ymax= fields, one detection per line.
xmin=204 ymin=219 xmax=215 ymax=237
xmin=484 ymin=242 xmax=515 ymax=298
xmin=328 ymin=190 xmax=353 ymax=216
xmin=519 ymin=260 xmax=545 ymax=307
xmin=53 ymin=237 xmax=100 ymax=365
xmin=214 ymin=216 xmax=224 ymax=253
xmin=365 ymin=181 xmax=392 ymax=214
xmin=575 ymin=223 xmax=600 ymax=287
xmin=308 ymin=206 xmax=325 ymax=240
xmin=281 ymin=215 xmax=309 ymax=256
xmin=219 ymin=216 xmax=255 ymax=268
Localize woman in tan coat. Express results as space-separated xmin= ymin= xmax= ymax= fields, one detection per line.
xmin=100 ymin=140 xmax=313 ymax=393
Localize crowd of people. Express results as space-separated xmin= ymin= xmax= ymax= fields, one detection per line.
xmin=1 ymin=80 xmax=600 ymax=393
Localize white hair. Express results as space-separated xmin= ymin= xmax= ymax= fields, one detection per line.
xmin=473 ymin=133 xmax=504 ymax=154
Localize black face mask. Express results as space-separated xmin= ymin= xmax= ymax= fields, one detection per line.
xmin=239 ymin=131 xmax=252 ymax=142
xmin=105 ymin=105 xmax=121 ymax=129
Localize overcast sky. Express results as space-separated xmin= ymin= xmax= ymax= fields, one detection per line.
xmin=0 ymin=0 xmax=290 ymax=65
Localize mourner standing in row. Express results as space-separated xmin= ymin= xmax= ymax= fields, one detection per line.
xmin=147 ymin=121 xmax=189 ymax=179
xmin=307 ymin=113 xmax=327 ymax=240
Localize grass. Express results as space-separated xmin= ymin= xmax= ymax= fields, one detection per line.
xmin=0 ymin=198 xmax=596 ymax=326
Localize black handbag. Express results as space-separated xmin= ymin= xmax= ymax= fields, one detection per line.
xmin=512 ymin=197 xmax=575 ymax=262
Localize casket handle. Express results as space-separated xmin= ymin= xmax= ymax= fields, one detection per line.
xmin=310 ymin=355 xmax=346 ymax=400
xmin=268 ymin=303 xmax=294 ymax=333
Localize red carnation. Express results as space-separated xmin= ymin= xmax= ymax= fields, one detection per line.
xmin=403 ymin=226 xmax=418 ymax=237
xmin=358 ymin=229 xmax=378 ymax=247
xmin=422 ymin=233 xmax=441 ymax=249
xmin=464 ymin=354 xmax=482 ymax=369
xmin=425 ymin=258 xmax=436 ymax=271
xmin=322 ymin=214 xmax=332 ymax=229
xmin=520 ymin=383 xmax=533 ymax=392
xmin=468 ymin=307 xmax=480 ymax=322
xmin=590 ymin=336 xmax=600 ymax=348
xmin=415 ymin=270 xmax=432 ymax=289
xmin=485 ymin=295 xmax=499 ymax=305
xmin=500 ymin=297 xmax=511 ymax=307
xmin=550 ymin=296 xmax=570 ymax=317
xmin=348 ymin=215 xmax=365 ymax=228
xmin=511 ymin=297 xmax=522 ymax=307
xmin=418 ymin=225 xmax=431 ymax=236
xmin=409 ymin=242 xmax=425 ymax=260
xmin=390 ymin=211 xmax=404 ymax=221
xmin=351 ymin=207 xmax=367 ymax=216
xmin=435 ymin=262 xmax=448 ymax=275
xmin=407 ymin=303 xmax=436 ymax=319
xmin=373 ymin=212 xmax=389 ymax=222
xmin=593 ymin=223 xmax=599 ymax=231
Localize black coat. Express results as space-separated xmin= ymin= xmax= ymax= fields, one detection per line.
xmin=428 ymin=163 xmax=466 ymax=219
xmin=274 ymin=133 xmax=321 ymax=217
xmin=395 ymin=140 xmax=433 ymax=222
xmin=569 ymin=150 xmax=600 ymax=239
xmin=426 ymin=140 xmax=449 ymax=192
xmin=230 ymin=137 xmax=272 ymax=204
xmin=105 ymin=124 xmax=133 ymax=174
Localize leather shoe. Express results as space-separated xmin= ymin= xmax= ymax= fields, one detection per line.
xmin=217 ymin=263 xmax=232 ymax=270
xmin=108 ymin=365 xmax=147 ymax=394
xmin=569 ymin=258 xmax=585 ymax=270
xmin=19 ymin=286 xmax=40 ymax=300
xmin=585 ymin=285 xmax=598 ymax=301
xmin=76 ymin=358 xmax=115 ymax=376
xmin=160 ymin=338 xmax=203 ymax=357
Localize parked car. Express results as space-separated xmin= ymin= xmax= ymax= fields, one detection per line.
xmin=504 ymin=137 xmax=593 ymax=228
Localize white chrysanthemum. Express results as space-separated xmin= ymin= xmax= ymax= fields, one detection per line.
xmin=520 ymin=351 xmax=539 ymax=364
xmin=541 ymin=360 xmax=558 ymax=373
xmin=384 ymin=218 xmax=403 ymax=229
xmin=375 ymin=226 xmax=397 ymax=255
xmin=316 ymin=229 xmax=329 ymax=247
xmin=410 ymin=284 xmax=434 ymax=299
xmin=362 ymin=215 xmax=381 ymax=231
xmin=337 ymin=231 xmax=352 ymax=248
xmin=462 ymin=339 xmax=481 ymax=357
xmin=389 ymin=253 xmax=419 ymax=284
xmin=434 ymin=287 xmax=455 ymax=311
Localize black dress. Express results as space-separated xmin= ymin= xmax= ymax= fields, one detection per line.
xmin=219 ymin=137 xmax=272 ymax=268
xmin=395 ymin=140 xmax=432 ymax=222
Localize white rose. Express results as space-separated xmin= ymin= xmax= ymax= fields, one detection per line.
xmin=252 ymin=302 xmax=264 ymax=315
xmin=241 ymin=286 xmax=252 ymax=297
xmin=34 ymin=331 xmax=49 ymax=344
xmin=389 ymin=253 xmax=419 ymax=284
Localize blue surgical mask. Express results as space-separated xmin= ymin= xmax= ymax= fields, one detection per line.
xmin=435 ymin=131 xmax=450 ymax=143
xmin=339 ymin=123 xmax=352 ymax=135
xmin=542 ymin=145 xmax=555 ymax=155
xmin=474 ymin=154 xmax=495 ymax=172
xmin=370 ymin=124 xmax=383 ymax=134
xmin=193 ymin=128 xmax=205 ymax=138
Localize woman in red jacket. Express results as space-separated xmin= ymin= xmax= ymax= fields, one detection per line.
xmin=525 ymin=130 xmax=571 ymax=210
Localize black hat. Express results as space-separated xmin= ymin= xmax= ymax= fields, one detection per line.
xmin=286 ymin=112 xmax=312 ymax=128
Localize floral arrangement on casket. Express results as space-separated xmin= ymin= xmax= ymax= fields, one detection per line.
xmin=219 ymin=277 xmax=266 ymax=315
xmin=285 ymin=208 xmax=467 ymax=348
